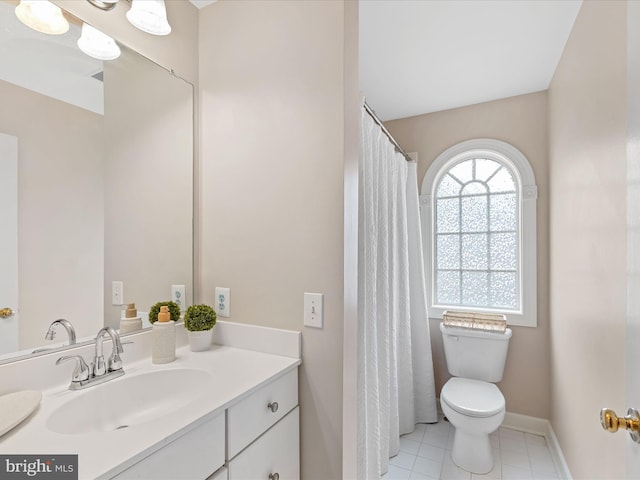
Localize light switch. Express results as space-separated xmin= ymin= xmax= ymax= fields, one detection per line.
xmin=112 ymin=281 xmax=123 ymax=306
xmin=304 ymin=292 xmax=323 ymax=328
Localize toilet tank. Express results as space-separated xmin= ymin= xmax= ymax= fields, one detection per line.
xmin=440 ymin=322 xmax=512 ymax=382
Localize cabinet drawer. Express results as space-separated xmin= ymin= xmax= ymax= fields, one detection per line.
xmin=112 ymin=412 xmax=225 ymax=479
xmin=227 ymin=369 xmax=298 ymax=459
xmin=228 ymin=407 xmax=300 ymax=480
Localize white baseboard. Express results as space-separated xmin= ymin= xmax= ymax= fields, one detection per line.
xmin=545 ymin=420 xmax=573 ymax=480
xmin=502 ymin=411 xmax=548 ymax=436
xmin=502 ymin=412 xmax=572 ymax=480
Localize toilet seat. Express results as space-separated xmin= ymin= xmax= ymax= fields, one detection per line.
xmin=441 ymin=377 xmax=505 ymax=418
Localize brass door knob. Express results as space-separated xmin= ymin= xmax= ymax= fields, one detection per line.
xmin=0 ymin=308 xmax=14 ymax=319
xmin=600 ymin=408 xmax=640 ymax=443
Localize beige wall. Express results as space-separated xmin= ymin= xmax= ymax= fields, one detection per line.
xmin=0 ymin=79 xmax=104 ymax=348
xmin=198 ymin=1 xmax=347 ymax=478
xmin=385 ymin=91 xmax=550 ymax=419
xmin=548 ymin=1 xmax=627 ymax=477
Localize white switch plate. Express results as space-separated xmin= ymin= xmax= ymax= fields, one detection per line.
xmin=112 ymin=281 xmax=124 ymax=306
xmin=171 ymin=284 xmax=186 ymax=311
xmin=215 ymin=287 xmax=230 ymax=317
xmin=304 ymin=292 xmax=323 ymax=328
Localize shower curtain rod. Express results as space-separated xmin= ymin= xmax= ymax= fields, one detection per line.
xmin=364 ymin=100 xmax=413 ymax=162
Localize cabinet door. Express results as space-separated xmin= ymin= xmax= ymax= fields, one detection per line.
xmin=112 ymin=412 xmax=225 ymax=479
xmin=228 ymin=407 xmax=299 ymax=480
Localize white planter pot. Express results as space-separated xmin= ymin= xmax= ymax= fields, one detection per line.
xmin=187 ymin=329 xmax=213 ymax=352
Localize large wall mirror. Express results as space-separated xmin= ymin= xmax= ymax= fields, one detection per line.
xmin=0 ymin=1 xmax=193 ymax=363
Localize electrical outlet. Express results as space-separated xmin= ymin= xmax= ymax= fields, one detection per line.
xmin=215 ymin=287 xmax=230 ymax=317
xmin=112 ymin=281 xmax=124 ymax=306
xmin=171 ymin=284 xmax=186 ymax=311
xmin=304 ymin=292 xmax=323 ymax=328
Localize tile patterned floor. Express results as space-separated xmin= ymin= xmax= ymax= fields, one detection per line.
xmin=382 ymin=419 xmax=561 ymax=480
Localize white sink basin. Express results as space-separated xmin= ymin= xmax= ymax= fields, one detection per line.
xmin=46 ymin=369 xmax=212 ymax=435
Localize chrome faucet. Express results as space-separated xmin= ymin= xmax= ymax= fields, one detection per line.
xmin=45 ymin=318 xmax=77 ymax=345
xmin=56 ymin=326 xmax=126 ymax=391
xmin=92 ymin=326 xmax=124 ymax=377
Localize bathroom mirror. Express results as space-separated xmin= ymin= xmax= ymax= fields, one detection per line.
xmin=0 ymin=1 xmax=193 ymax=363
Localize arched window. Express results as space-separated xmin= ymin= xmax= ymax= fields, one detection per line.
xmin=421 ymin=139 xmax=537 ymax=327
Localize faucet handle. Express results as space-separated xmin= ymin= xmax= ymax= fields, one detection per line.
xmin=56 ymin=355 xmax=90 ymax=382
xmin=93 ymin=355 xmax=106 ymax=376
xmin=108 ymin=340 xmax=130 ymax=371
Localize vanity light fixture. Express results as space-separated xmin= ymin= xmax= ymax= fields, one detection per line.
xmin=15 ymin=0 xmax=69 ymax=35
xmin=86 ymin=0 xmax=119 ymax=12
xmin=84 ymin=0 xmax=171 ymax=36
xmin=126 ymin=0 xmax=171 ymax=36
xmin=77 ymin=22 xmax=121 ymax=61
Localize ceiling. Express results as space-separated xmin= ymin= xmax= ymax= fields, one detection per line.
xmin=360 ymin=0 xmax=583 ymax=121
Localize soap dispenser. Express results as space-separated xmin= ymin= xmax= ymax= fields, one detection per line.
xmin=119 ymin=303 xmax=142 ymax=334
xmin=152 ymin=306 xmax=176 ymax=364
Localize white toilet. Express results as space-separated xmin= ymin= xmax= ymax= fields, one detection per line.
xmin=439 ymin=322 xmax=512 ymax=474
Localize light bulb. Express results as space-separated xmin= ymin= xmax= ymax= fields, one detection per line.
xmin=15 ymin=0 xmax=69 ymax=35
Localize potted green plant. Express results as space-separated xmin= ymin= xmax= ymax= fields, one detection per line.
xmin=148 ymin=301 xmax=181 ymax=324
xmin=184 ymin=304 xmax=217 ymax=351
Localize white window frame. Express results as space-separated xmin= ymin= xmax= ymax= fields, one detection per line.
xmin=420 ymin=139 xmax=538 ymax=328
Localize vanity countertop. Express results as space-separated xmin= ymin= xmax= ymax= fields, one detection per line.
xmin=0 ymin=343 xmax=300 ymax=479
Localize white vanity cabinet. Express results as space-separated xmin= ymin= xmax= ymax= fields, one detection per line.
xmin=110 ymin=368 xmax=299 ymax=480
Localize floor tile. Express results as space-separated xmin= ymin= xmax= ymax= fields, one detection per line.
xmin=440 ymin=456 xmax=472 ymax=480
xmin=500 ymin=432 xmax=527 ymax=454
xmin=400 ymin=437 xmax=422 ymax=455
xmin=501 ymin=465 xmax=533 ymax=480
xmin=383 ymin=425 xmax=560 ymax=480
xmin=524 ymin=433 xmax=546 ymax=448
xmin=403 ymin=426 xmax=427 ymax=443
xmin=417 ymin=443 xmax=446 ymax=462
xmin=409 ymin=471 xmax=439 ymax=480
xmin=382 ymin=465 xmax=413 ymax=480
xmin=501 ymin=449 xmax=531 ymax=471
xmin=413 ymin=456 xmax=443 ymax=478
xmin=390 ymin=451 xmax=418 ymax=471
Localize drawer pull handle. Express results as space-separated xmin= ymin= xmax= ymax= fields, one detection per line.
xmin=269 ymin=473 xmax=280 ymax=480
xmin=267 ymin=401 xmax=279 ymax=413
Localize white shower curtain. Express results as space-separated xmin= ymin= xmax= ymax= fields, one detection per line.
xmin=358 ymin=106 xmax=438 ymax=479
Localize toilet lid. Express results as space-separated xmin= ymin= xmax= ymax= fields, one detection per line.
xmin=441 ymin=377 xmax=505 ymax=418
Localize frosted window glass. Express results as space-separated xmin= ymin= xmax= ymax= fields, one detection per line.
xmin=436 ymin=198 xmax=460 ymax=233
xmin=461 ymin=181 xmax=487 ymax=196
xmin=432 ymin=149 xmax=526 ymax=314
xmin=490 ymin=272 xmax=517 ymax=308
xmin=462 ymin=233 xmax=488 ymax=269
xmin=437 ymin=174 xmax=461 ymax=197
xmin=490 ymin=193 xmax=516 ymax=231
xmin=490 ymin=233 xmax=517 ymax=270
xmin=437 ymin=271 xmax=460 ymax=304
xmin=449 ymin=160 xmax=473 ymax=184
xmin=462 ymin=272 xmax=489 ymax=306
xmin=487 ymin=167 xmax=515 ymax=192
xmin=437 ymin=235 xmax=460 ymax=269
xmin=475 ymin=158 xmax=501 ymax=182
xmin=461 ymin=196 xmax=487 ymax=232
